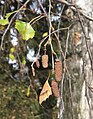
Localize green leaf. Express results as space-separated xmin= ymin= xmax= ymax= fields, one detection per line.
xmin=0 ymin=19 xmax=9 ymax=25
xmin=15 ymin=20 xmax=35 ymax=40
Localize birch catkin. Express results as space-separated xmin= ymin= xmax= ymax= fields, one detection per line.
xmin=54 ymin=59 xmax=62 ymax=82
xmin=42 ymin=46 xmax=48 ymax=68
xmin=36 ymin=59 xmax=40 ymax=68
xmin=42 ymin=54 xmax=48 ymax=68
xmin=51 ymin=80 xmax=60 ymax=97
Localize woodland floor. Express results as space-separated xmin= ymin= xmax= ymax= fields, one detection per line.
xmin=0 ymin=72 xmax=58 ymax=119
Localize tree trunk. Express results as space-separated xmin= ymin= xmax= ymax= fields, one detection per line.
xmin=59 ymin=0 xmax=93 ymax=119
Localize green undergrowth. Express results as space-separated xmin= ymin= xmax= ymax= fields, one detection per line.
xmin=0 ymin=73 xmax=58 ymax=119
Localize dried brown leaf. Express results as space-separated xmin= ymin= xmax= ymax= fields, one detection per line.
xmin=39 ymin=80 xmax=52 ymax=104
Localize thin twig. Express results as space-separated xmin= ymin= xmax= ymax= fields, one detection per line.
xmin=57 ymin=0 xmax=93 ymax=21
xmin=15 ymin=0 xmax=35 ymax=13
xmin=3 ymin=68 xmax=18 ymax=81
xmin=57 ymin=0 xmax=73 ymax=6
xmin=31 ymin=26 xmax=71 ymax=69
xmin=48 ymin=0 xmax=55 ymax=73
xmin=85 ymin=81 xmax=92 ymax=119
xmin=57 ymin=5 xmax=65 ymax=38
xmin=68 ymin=76 xmax=74 ymax=119
xmin=38 ymin=0 xmax=47 ymax=17
xmin=64 ymin=29 xmax=69 ymax=58
xmin=57 ymin=5 xmax=65 ymax=119
xmin=29 ymin=14 xmax=45 ymax=24
xmin=31 ymin=15 xmax=46 ymax=25
xmin=76 ymin=7 xmax=93 ymax=74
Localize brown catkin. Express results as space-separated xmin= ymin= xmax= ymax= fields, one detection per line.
xmin=36 ymin=59 xmax=40 ymax=68
xmin=74 ymin=32 xmax=80 ymax=46
xmin=51 ymin=80 xmax=60 ymax=97
xmin=42 ymin=54 xmax=48 ymax=68
xmin=54 ymin=59 xmax=62 ymax=82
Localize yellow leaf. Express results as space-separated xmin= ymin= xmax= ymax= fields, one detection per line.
xmin=0 ymin=25 xmax=4 ymax=31
xmin=26 ymin=86 xmax=30 ymax=97
xmin=11 ymin=116 xmax=16 ymax=119
xmin=9 ymin=53 xmax=15 ymax=60
xmin=10 ymin=47 xmax=16 ymax=53
xmin=39 ymin=80 xmax=52 ymax=104
xmin=42 ymin=32 xmax=48 ymax=37
xmin=22 ymin=57 xmax=26 ymax=65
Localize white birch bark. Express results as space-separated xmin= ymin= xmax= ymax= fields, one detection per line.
xmin=72 ymin=0 xmax=93 ymax=119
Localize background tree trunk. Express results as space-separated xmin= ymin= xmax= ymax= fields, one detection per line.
xmin=62 ymin=0 xmax=93 ymax=119
xmin=1 ymin=0 xmax=93 ymax=119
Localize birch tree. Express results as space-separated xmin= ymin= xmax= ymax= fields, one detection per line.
xmin=0 ymin=0 xmax=93 ymax=119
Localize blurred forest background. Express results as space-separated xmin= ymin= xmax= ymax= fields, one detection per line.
xmin=0 ymin=0 xmax=93 ymax=119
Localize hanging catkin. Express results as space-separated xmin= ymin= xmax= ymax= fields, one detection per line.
xmin=42 ymin=46 xmax=48 ymax=68
xmin=42 ymin=55 xmax=48 ymax=68
xmin=36 ymin=59 xmax=40 ymax=68
xmin=74 ymin=32 xmax=80 ymax=46
xmin=54 ymin=59 xmax=62 ymax=82
xmin=51 ymin=80 xmax=60 ymax=97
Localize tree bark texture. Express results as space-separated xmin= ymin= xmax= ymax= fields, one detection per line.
xmin=62 ymin=0 xmax=93 ymax=119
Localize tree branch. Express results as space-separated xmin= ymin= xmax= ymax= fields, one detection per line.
xmin=57 ymin=0 xmax=93 ymax=21
xmin=76 ymin=8 xmax=93 ymax=74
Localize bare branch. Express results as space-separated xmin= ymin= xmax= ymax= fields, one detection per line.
xmin=76 ymin=8 xmax=93 ymax=74
xmin=57 ymin=0 xmax=93 ymax=21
